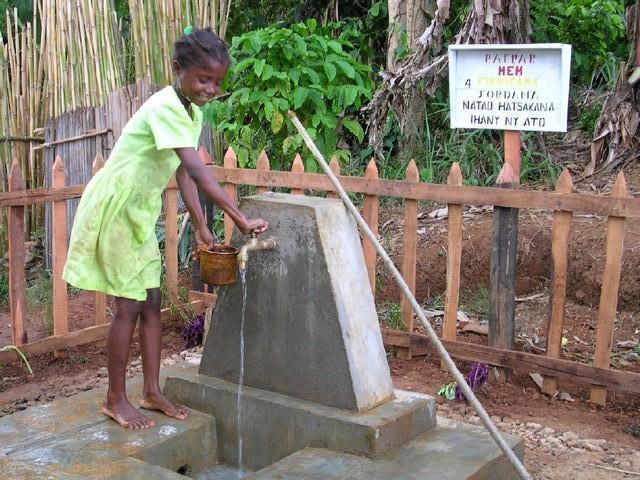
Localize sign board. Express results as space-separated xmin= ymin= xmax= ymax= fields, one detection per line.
xmin=448 ymin=44 xmax=572 ymax=132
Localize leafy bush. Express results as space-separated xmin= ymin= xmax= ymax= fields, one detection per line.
xmin=531 ymin=0 xmax=627 ymax=86
xmin=204 ymin=20 xmax=373 ymax=171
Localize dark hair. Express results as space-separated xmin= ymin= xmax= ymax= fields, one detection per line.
xmin=173 ymin=27 xmax=230 ymax=70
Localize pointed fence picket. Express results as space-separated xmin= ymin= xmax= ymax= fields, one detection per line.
xmin=442 ymin=162 xmax=463 ymax=370
xmin=542 ymin=169 xmax=573 ymax=395
xmin=362 ymin=159 xmax=379 ymax=297
xmin=92 ymin=154 xmax=107 ymax=326
xmin=290 ymin=154 xmax=305 ymax=195
xmin=0 ymin=146 xmax=639 ymax=407
xmin=52 ymin=157 xmax=68 ymax=356
xmin=256 ymin=151 xmax=270 ymax=195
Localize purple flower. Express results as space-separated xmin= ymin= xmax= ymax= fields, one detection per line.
xmin=181 ymin=314 xmax=205 ymax=349
xmin=455 ymin=363 xmax=488 ymax=401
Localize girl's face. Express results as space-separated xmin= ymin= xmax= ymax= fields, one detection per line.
xmin=173 ymin=57 xmax=228 ymax=107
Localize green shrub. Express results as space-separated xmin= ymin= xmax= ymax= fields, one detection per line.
xmin=204 ymin=20 xmax=373 ymax=171
xmin=531 ymin=0 xmax=627 ymax=86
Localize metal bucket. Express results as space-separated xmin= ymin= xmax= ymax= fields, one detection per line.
xmin=199 ymin=244 xmax=239 ymax=286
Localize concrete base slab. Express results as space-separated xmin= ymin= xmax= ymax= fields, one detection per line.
xmin=164 ymin=369 xmax=436 ymax=471
xmin=249 ymin=417 xmax=524 ymax=480
xmin=0 ymin=364 xmax=218 ymax=479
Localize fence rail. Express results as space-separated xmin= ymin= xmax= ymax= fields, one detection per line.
xmin=0 ymin=146 xmax=637 ymax=407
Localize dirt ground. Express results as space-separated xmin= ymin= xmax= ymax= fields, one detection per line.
xmin=0 ymin=165 xmax=639 ymax=479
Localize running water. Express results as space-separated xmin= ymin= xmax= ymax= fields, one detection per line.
xmin=236 ymin=269 xmax=247 ymax=478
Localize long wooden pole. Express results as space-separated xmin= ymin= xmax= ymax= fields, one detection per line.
xmin=288 ymin=111 xmax=531 ymax=480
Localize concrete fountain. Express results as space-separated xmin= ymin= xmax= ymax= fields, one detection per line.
xmin=0 ymin=193 xmax=522 ymax=479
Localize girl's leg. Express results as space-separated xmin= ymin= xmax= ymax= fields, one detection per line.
xmin=138 ymin=288 xmax=188 ymax=419
xmin=103 ymin=296 xmax=156 ymax=429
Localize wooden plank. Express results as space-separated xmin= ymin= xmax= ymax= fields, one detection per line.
xmin=0 ymin=185 xmax=85 ymax=207
xmin=543 ymin=169 xmax=574 ymax=395
xmin=1 ymin=167 xmax=640 ymax=219
xmin=362 ymin=159 xmax=379 ymax=296
xmin=591 ymin=173 xmax=627 ymax=405
xmin=326 ymin=157 xmax=340 ymax=199
xmin=488 ymin=163 xmax=519 ymax=381
xmin=0 ymin=300 xmax=208 ymax=364
xmin=442 ymin=162 xmax=463 ymax=370
xmin=223 ymin=148 xmax=237 ymax=243
xmin=164 ymin=175 xmax=178 ymax=303
xmin=8 ymin=159 xmax=27 ymax=346
xmin=290 ymin=154 xmax=305 ymax=195
xmin=381 ymin=329 xmax=640 ymax=394
xmin=92 ymin=154 xmax=107 ymax=326
xmin=255 ymin=150 xmax=270 ymax=195
xmin=52 ymin=157 xmax=69 ymax=355
xmin=187 ymin=290 xmax=217 ymax=309
xmin=207 ymin=166 xmax=640 ymax=218
xmin=400 ymin=161 xmax=419 ymax=331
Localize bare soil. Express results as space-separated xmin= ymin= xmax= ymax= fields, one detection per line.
xmin=1 ymin=165 xmax=639 ymax=479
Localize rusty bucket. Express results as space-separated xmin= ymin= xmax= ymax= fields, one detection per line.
xmin=199 ymin=244 xmax=239 ymax=286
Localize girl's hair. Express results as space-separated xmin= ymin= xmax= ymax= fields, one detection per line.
xmin=173 ymin=27 xmax=230 ymax=70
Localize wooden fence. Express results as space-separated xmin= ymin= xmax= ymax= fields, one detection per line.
xmin=1 ymin=146 xmax=639 ymax=406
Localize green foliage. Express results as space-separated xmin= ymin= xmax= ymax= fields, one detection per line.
xmin=437 ymin=381 xmax=457 ymax=400
xmin=379 ymin=302 xmax=403 ymax=330
xmin=531 ymin=0 xmax=627 ymax=86
xmin=578 ymin=102 xmax=604 ymax=135
xmin=204 ymin=20 xmax=373 ymax=170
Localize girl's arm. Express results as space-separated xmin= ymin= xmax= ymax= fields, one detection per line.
xmin=175 ymin=163 xmax=215 ymax=249
xmin=174 ymin=147 xmax=268 ymax=236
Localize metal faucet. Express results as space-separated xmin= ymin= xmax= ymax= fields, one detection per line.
xmin=237 ymin=232 xmax=277 ymax=272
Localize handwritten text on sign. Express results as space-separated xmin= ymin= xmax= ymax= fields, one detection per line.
xmin=448 ymin=44 xmax=572 ymax=132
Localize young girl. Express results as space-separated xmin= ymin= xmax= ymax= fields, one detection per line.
xmin=63 ymin=28 xmax=267 ymax=429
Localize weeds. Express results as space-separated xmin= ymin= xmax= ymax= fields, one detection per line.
xmin=379 ymin=302 xmax=403 ymax=330
xmin=460 ymin=285 xmax=490 ymax=318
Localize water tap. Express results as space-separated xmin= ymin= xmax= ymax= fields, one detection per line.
xmin=237 ymin=232 xmax=277 ymax=272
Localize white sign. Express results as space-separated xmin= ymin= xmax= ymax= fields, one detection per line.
xmin=448 ymin=44 xmax=572 ymax=132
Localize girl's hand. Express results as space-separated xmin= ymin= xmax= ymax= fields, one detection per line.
xmin=238 ymin=217 xmax=268 ymax=235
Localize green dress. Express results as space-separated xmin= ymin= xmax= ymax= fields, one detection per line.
xmin=63 ymin=86 xmax=203 ymax=301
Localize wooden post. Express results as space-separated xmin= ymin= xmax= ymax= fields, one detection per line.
xmin=256 ymin=150 xmax=270 ymax=195
xmin=590 ymin=172 xmax=627 ymax=405
xmin=362 ymin=159 xmax=379 ymax=297
xmin=442 ymin=162 xmax=463 ymax=370
xmin=290 ymin=154 xmax=305 ymax=195
xmin=165 ymin=175 xmax=179 ymax=303
xmin=488 ymin=163 xmax=519 ymax=382
xmin=223 ymin=147 xmax=238 ymax=243
xmin=52 ymin=157 xmax=69 ymax=355
xmin=92 ymin=154 xmax=107 ymax=325
xmin=326 ymin=156 xmax=340 ymax=199
xmin=398 ymin=160 xmax=419 ymax=360
xmin=8 ymin=159 xmax=27 ymax=346
xmin=542 ymin=169 xmax=573 ymax=395
xmin=504 ymin=131 xmax=521 ymax=181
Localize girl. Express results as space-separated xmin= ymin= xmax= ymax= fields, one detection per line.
xmin=63 ymin=28 xmax=267 ymax=429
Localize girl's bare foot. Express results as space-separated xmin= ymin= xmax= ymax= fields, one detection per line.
xmin=102 ymin=399 xmax=156 ymax=429
xmin=139 ymin=392 xmax=189 ymax=420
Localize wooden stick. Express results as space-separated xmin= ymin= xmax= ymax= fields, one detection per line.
xmin=442 ymin=162 xmax=463 ymax=370
xmin=586 ymin=463 xmax=640 ymax=476
xmin=290 ymin=154 xmax=305 ymax=195
xmin=362 ymin=159 xmax=379 ymax=296
xmin=223 ymin=147 xmax=237 ymax=243
xmin=543 ymin=169 xmax=573 ymax=395
xmin=0 ymin=136 xmax=44 ymax=142
xmin=92 ymin=154 xmax=107 ymax=326
xmin=31 ymin=128 xmax=111 ymax=150
xmin=164 ymin=175 xmax=178 ymax=303
xmin=590 ymin=172 xmax=627 ymax=406
xmin=52 ymin=156 xmax=68 ymax=356
xmin=399 ymin=160 xmax=419 ymax=347
xmin=8 ymin=159 xmax=27 ymax=346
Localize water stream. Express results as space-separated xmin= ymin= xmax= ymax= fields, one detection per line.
xmin=236 ymin=269 xmax=247 ymax=478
